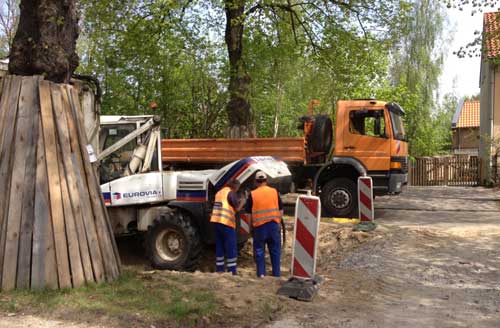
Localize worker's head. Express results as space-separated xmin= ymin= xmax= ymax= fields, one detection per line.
xmin=227 ymin=179 xmax=240 ymax=191
xmin=255 ymin=171 xmax=267 ymax=185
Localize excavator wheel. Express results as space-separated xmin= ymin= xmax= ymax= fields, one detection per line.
xmin=146 ymin=210 xmax=202 ymax=271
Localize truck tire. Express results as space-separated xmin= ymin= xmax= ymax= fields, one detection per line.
xmin=146 ymin=210 xmax=202 ymax=271
xmin=320 ymin=178 xmax=358 ymax=218
xmin=309 ymin=115 xmax=333 ymax=153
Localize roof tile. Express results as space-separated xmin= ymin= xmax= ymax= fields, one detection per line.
xmin=456 ymin=101 xmax=480 ymax=128
xmin=484 ymin=12 xmax=500 ymax=59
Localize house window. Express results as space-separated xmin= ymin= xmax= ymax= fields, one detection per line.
xmin=349 ymin=109 xmax=386 ymax=138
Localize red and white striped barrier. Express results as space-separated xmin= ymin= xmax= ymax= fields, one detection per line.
xmin=291 ymin=195 xmax=321 ymax=279
xmin=239 ymin=213 xmax=251 ymax=235
xmin=358 ymin=176 xmax=374 ymax=222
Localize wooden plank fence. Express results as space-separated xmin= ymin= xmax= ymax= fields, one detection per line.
xmin=409 ymin=155 xmax=480 ymax=187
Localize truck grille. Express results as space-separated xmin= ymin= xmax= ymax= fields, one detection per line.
xmin=391 ymin=156 xmax=408 ymax=172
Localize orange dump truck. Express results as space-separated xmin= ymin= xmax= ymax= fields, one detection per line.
xmin=162 ymin=100 xmax=408 ymax=218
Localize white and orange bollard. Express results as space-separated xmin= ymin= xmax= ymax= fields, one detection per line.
xmin=354 ymin=176 xmax=377 ymax=231
xmin=277 ymin=192 xmax=322 ymax=301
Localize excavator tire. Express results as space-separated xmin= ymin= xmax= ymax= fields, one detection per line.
xmin=309 ymin=115 xmax=333 ymax=153
xmin=146 ymin=210 xmax=202 ymax=271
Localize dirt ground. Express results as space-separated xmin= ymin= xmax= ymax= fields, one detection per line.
xmin=1 ymin=186 xmax=500 ymax=327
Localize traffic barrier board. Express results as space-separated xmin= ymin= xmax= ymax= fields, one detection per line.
xmin=291 ymin=195 xmax=321 ymax=279
xmin=239 ymin=213 xmax=251 ymax=235
xmin=358 ymin=176 xmax=374 ymax=222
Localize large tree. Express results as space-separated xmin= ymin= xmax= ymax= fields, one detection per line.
xmin=78 ymin=1 xmax=410 ymax=137
xmin=225 ymin=0 xmax=253 ymax=137
xmin=223 ymin=0 xmax=407 ymax=136
xmin=389 ymin=0 xmax=445 ymax=156
xmin=8 ymin=0 xmax=79 ymax=83
xmin=0 ymin=0 xmax=19 ymax=58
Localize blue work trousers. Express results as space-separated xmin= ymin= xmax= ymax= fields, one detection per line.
xmin=253 ymin=221 xmax=281 ymax=277
xmin=214 ymin=223 xmax=237 ymax=275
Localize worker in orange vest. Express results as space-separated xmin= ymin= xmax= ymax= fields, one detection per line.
xmin=210 ymin=179 xmax=243 ymax=275
xmin=245 ymin=171 xmax=283 ymax=277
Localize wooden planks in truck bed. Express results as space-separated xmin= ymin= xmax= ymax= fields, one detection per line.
xmin=161 ymin=137 xmax=306 ymax=163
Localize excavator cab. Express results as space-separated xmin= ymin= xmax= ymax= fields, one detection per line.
xmin=99 ymin=123 xmax=137 ymax=182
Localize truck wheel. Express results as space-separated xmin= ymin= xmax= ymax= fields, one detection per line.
xmin=146 ymin=210 xmax=202 ymax=271
xmin=320 ymin=178 xmax=358 ymax=218
xmin=309 ymin=115 xmax=333 ymax=153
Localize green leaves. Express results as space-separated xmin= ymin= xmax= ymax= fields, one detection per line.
xmin=74 ymin=0 xmax=448 ymax=151
xmin=77 ymin=0 xmax=229 ymax=137
xmin=388 ymin=0 xmax=447 ymax=156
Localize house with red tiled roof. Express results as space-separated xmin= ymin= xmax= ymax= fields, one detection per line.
xmin=479 ymin=11 xmax=500 ymax=183
xmin=452 ymin=99 xmax=480 ymax=155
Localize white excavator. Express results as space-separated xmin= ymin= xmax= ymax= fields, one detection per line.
xmin=96 ymin=115 xmax=292 ymax=270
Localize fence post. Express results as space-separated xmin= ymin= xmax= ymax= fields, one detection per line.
xmin=444 ymin=157 xmax=449 ymax=186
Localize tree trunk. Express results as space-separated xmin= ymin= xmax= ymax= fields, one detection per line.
xmin=8 ymin=0 xmax=79 ymax=83
xmin=224 ymin=0 xmax=255 ymax=138
xmin=273 ymin=81 xmax=283 ymax=138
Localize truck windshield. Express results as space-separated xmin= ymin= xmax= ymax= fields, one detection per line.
xmin=389 ymin=111 xmax=406 ymax=141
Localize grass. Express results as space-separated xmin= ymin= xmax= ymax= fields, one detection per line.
xmin=0 ymin=270 xmax=217 ymax=325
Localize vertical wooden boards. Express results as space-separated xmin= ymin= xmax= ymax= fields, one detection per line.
xmin=0 ymin=75 xmax=12 ymax=150
xmin=0 ymin=76 xmax=4 ymax=101
xmin=0 ymin=76 xmax=14 ymax=287
xmin=0 ymin=77 xmax=25 ymax=290
xmin=68 ymin=87 xmax=120 ymax=279
xmin=63 ymin=86 xmax=105 ymax=283
xmin=39 ymin=80 xmax=71 ymax=289
xmin=0 ymin=76 xmax=120 ymax=290
xmin=51 ymin=84 xmax=85 ymax=287
xmin=68 ymin=86 xmax=120 ymax=279
xmin=57 ymin=152 xmax=85 ymax=287
xmin=16 ymin=77 xmax=40 ymax=289
xmin=31 ymin=120 xmax=58 ymax=289
xmin=56 ymin=84 xmax=94 ymax=283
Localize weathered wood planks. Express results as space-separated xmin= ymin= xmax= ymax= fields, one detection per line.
xmin=0 ymin=76 xmax=22 ymax=289
xmin=31 ymin=120 xmax=58 ymax=289
xmin=0 ymin=75 xmax=120 ymax=290
xmin=16 ymin=77 xmax=40 ymax=289
xmin=68 ymin=87 xmax=121 ymax=280
xmin=409 ymin=155 xmax=481 ymax=187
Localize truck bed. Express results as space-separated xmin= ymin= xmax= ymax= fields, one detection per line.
xmin=161 ymin=137 xmax=306 ymax=164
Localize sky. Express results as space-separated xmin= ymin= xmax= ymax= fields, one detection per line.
xmin=439 ymin=7 xmax=484 ymax=99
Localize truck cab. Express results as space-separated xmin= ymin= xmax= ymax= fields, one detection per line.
xmin=334 ymin=100 xmax=407 ymax=193
xmin=306 ymin=100 xmax=408 ymax=218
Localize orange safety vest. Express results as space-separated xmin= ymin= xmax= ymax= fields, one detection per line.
xmin=210 ymin=187 xmax=236 ymax=228
xmin=251 ymin=185 xmax=281 ymax=227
